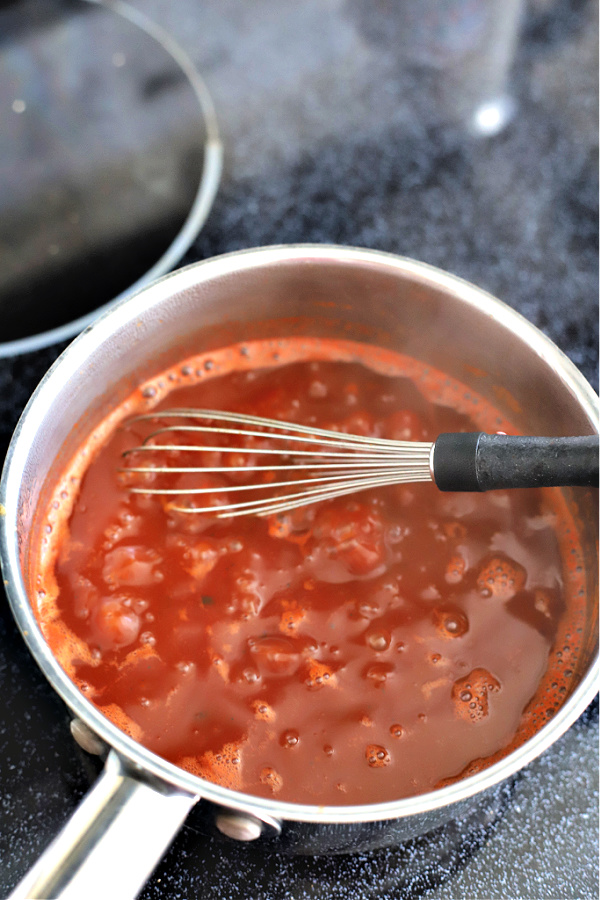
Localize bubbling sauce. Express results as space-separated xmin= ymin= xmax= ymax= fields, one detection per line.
xmin=34 ymin=338 xmax=587 ymax=805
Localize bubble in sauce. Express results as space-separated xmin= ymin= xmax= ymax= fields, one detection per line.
xmin=250 ymin=636 xmax=301 ymax=676
xmin=367 ymin=630 xmax=391 ymax=651
xmin=364 ymin=662 xmax=394 ymax=687
xmin=309 ymin=379 xmax=328 ymax=398
xmin=476 ymin=555 xmax=526 ymax=601
xmin=305 ymin=659 xmax=336 ymax=690
xmin=534 ymin=589 xmax=553 ymax=618
xmin=445 ymin=552 xmax=466 ymax=584
xmin=387 ymin=521 xmax=411 ymax=546
xmin=260 ymin=767 xmax=283 ymax=793
xmin=252 ymin=701 xmax=275 ymax=721
xmin=452 ymin=668 xmax=501 ymax=723
xmin=139 ymin=631 xmax=156 ymax=647
xmin=366 ymin=744 xmax=391 ymax=767
xmin=280 ymin=730 xmax=299 ymax=748
xmin=433 ymin=606 xmax=469 ymax=638
xmin=92 ymin=597 xmax=141 ymax=649
xmin=102 ymin=545 xmax=163 ymax=588
xmin=241 ymin=667 xmax=260 ymax=684
xmin=357 ymin=601 xmax=381 ymax=619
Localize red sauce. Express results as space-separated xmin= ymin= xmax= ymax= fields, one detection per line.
xmin=34 ymin=338 xmax=587 ymax=805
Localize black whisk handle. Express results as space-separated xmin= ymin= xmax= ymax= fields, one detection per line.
xmin=432 ymin=433 xmax=599 ymax=492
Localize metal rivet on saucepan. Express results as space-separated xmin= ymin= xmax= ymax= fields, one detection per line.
xmin=70 ymin=717 xmax=107 ymax=756
xmin=214 ymin=813 xmax=265 ymax=842
xmin=215 ymin=813 xmax=263 ymax=841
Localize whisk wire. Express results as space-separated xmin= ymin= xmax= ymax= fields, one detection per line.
xmin=123 ymin=443 xmax=428 ymax=459
xmin=169 ymin=471 xmax=432 ymax=517
xmin=127 ymin=467 xmax=430 ymax=495
xmin=130 ymin=408 xmax=424 ymax=448
xmin=121 ymin=408 xmax=434 ymax=517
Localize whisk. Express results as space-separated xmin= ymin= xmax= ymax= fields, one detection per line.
xmin=120 ymin=409 xmax=599 ymax=518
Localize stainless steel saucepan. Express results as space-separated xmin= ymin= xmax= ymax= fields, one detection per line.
xmin=1 ymin=245 xmax=597 ymax=899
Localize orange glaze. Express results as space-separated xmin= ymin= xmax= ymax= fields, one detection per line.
xmin=33 ymin=338 xmax=588 ymax=805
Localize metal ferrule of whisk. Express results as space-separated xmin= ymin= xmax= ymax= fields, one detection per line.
xmin=120 ymin=409 xmax=598 ymax=518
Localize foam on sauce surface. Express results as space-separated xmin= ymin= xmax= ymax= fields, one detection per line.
xmin=33 ymin=338 xmax=587 ymax=805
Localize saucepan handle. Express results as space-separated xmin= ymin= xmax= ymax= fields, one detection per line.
xmin=9 ymin=750 xmax=197 ymax=900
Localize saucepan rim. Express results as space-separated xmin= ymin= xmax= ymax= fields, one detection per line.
xmin=1 ymin=244 xmax=597 ymax=825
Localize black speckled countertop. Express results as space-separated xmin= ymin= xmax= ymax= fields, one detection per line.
xmin=0 ymin=1 xmax=598 ymax=898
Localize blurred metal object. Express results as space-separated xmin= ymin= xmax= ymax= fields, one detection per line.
xmin=349 ymin=0 xmax=524 ymax=135
xmin=0 ymin=0 xmax=222 ymax=357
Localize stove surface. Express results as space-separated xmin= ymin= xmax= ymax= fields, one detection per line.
xmin=0 ymin=1 xmax=598 ymax=897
